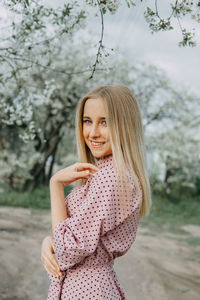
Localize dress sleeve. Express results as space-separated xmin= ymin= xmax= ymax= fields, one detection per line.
xmin=51 ymin=168 xmax=141 ymax=272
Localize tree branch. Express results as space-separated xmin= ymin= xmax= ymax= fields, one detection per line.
xmin=1 ymin=54 xmax=113 ymax=77
xmin=168 ymin=0 xmax=178 ymax=20
xmin=89 ymin=0 xmax=104 ymax=79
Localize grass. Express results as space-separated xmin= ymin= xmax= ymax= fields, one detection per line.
xmin=138 ymin=192 xmax=200 ymax=247
xmin=0 ymin=183 xmax=199 ymax=231
xmin=0 ymin=182 xmax=72 ymax=209
xmin=139 ymin=192 xmax=200 ymax=233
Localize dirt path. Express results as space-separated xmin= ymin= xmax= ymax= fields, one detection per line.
xmin=0 ymin=207 xmax=199 ymax=300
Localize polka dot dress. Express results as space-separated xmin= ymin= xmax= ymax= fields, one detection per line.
xmin=47 ymin=154 xmax=143 ymax=300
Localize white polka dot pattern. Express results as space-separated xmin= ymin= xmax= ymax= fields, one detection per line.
xmin=47 ymin=154 xmax=142 ymax=299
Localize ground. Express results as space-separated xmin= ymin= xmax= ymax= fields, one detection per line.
xmin=0 ymin=206 xmax=199 ymax=300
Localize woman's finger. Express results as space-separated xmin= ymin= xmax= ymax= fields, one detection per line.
xmin=75 ymin=163 xmax=99 ymax=172
xmin=75 ymin=170 xmax=94 ymax=179
xmin=42 ymin=255 xmax=62 ymax=277
xmin=45 ymin=252 xmax=61 ymax=272
xmin=43 ymin=262 xmax=60 ymax=277
xmin=41 ymin=250 xmax=61 ymax=272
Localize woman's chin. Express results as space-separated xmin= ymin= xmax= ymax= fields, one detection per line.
xmin=90 ymin=149 xmax=112 ymax=159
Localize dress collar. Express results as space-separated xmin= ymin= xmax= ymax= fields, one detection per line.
xmin=94 ymin=154 xmax=113 ymax=169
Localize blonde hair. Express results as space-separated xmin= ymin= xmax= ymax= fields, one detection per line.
xmin=75 ymin=85 xmax=152 ymax=217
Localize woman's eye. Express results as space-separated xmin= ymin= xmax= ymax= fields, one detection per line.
xmin=83 ymin=120 xmax=107 ymax=125
xmin=83 ymin=120 xmax=91 ymax=124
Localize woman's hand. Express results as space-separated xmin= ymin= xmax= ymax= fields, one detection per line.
xmin=41 ymin=236 xmax=62 ymax=278
xmin=50 ymin=162 xmax=100 ymax=186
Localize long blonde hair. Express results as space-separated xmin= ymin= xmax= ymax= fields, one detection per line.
xmin=75 ymin=85 xmax=152 ymax=217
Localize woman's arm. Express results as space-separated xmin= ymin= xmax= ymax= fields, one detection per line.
xmin=49 ymin=180 xmax=68 ymax=235
xmin=49 ymin=162 xmax=99 ymax=236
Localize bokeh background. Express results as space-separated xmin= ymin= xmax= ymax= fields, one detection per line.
xmin=0 ymin=1 xmax=200 ymax=299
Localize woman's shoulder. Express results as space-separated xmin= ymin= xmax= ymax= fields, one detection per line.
xmin=91 ymin=161 xmax=117 ymax=184
xmin=91 ymin=157 xmax=136 ymax=187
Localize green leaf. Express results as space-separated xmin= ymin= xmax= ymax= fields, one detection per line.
xmin=102 ymin=7 xmax=106 ymax=15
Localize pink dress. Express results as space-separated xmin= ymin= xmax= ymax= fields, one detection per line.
xmin=47 ymin=154 xmax=142 ymax=300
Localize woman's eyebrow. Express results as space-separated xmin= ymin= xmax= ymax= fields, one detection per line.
xmin=83 ymin=116 xmax=106 ymax=119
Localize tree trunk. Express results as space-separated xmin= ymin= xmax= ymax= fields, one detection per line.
xmin=22 ymin=133 xmax=61 ymax=192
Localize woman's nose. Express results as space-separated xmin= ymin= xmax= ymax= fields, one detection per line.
xmin=89 ymin=124 xmax=100 ymax=137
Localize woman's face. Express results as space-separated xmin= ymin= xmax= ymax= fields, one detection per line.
xmin=82 ymin=97 xmax=112 ymax=158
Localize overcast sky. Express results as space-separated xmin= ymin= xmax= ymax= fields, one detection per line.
xmin=83 ymin=1 xmax=200 ymax=95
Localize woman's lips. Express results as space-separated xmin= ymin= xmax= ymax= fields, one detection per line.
xmin=90 ymin=141 xmax=105 ymax=148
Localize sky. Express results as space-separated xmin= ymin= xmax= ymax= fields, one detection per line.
xmin=0 ymin=0 xmax=199 ymax=95
xmin=83 ymin=1 xmax=200 ymax=95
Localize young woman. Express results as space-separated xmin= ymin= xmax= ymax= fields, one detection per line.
xmin=41 ymin=85 xmax=152 ymax=299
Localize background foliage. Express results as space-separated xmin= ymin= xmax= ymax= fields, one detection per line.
xmin=0 ymin=0 xmax=199 ymax=215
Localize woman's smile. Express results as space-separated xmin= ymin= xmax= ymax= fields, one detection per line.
xmin=90 ymin=140 xmax=106 ymax=148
